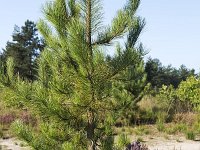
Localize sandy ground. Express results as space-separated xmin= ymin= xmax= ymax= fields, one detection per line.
xmin=147 ymin=139 xmax=200 ymax=150
xmin=142 ymin=135 xmax=200 ymax=150
xmin=126 ymin=133 xmax=200 ymax=150
xmin=0 ymin=137 xmax=200 ymax=150
xmin=0 ymin=138 xmax=30 ymax=150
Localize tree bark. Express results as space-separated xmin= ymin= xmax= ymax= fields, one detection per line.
xmin=87 ymin=110 xmax=96 ymax=150
xmin=86 ymin=1 xmax=96 ymax=149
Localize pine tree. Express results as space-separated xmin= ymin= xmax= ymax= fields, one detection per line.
xmin=2 ymin=20 xmax=45 ymax=80
xmin=2 ymin=0 xmax=146 ymax=149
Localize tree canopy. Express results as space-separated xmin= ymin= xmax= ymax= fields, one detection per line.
xmin=145 ymin=58 xmax=196 ymax=89
xmin=1 ymin=20 xmax=45 ymax=80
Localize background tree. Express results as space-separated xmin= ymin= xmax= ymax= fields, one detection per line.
xmin=1 ymin=20 xmax=45 ymax=80
xmin=107 ymin=37 xmax=147 ymax=125
xmin=177 ymin=76 xmax=200 ymax=112
xmin=2 ymin=0 xmax=146 ymax=149
xmin=145 ymin=58 xmax=196 ymax=89
xmin=178 ymin=64 xmax=195 ymax=81
xmin=145 ymin=58 xmax=162 ymax=88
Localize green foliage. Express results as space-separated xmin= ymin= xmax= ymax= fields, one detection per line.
xmin=62 ymin=142 xmax=82 ymax=150
xmin=185 ymin=130 xmax=196 ymax=140
xmin=157 ymin=85 xmax=177 ymax=114
xmin=1 ymin=20 xmax=45 ymax=80
xmin=145 ymin=58 xmax=196 ymax=89
xmin=2 ymin=0 xmax=146 ymax=149
xmin=0 ymin=126 xmax=3 ymax=138
xmin=101 ymin=136 xmax=114 ymax=150
xmin=134 ymin=126 xmax=150 ymax=135
xmin=156 ymin=121 xmax=165 ymax=132
xmin=11 ymin=120 xmax=69 ymax=150
xmin=165 ymin=123 xmax=187 ymax=135
xmin=11 ymin=120 xmax=33 ymax=143
xmin=135 ymin=96 xmax=159 ymax=124
xmin=155 ymin=76 xmax=200 ymax=115
xmin=156 ymin=112 xmax=166 ymax=124
xmin=6 ymin=57 xmax=15 ymax=84
xmin=0 ymin=57 xmax=15 ymax=88
xmin=156 ymin=111 xmax=167 ymax=132
xmin=116 ymin=134 xmax=130 ymax=150
xmin=193 ymin=122 xmax=200 ymax=134
xmin=177 ymin=76 xmax=200 ymax=111
xmin=173 ymin=123 xmax=187 ymax=133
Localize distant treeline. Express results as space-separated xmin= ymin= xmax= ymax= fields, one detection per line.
xmin=0 ymin=20 xmax=196 ymax=89
xmin=145 ymin=58 xmax=196 ymax=89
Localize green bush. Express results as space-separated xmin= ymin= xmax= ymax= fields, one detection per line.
xmin=177 ymin=76 xmax=200 ymax=112
xmin=10 ymin=120 xmax=33 ymax=142
xmin=156 ymin=122 xmax=165 ymax=132
xmin=186 ymin=130 xmax=196 ymax=140
xmin=0 ymin=126 xmax=3 ymax=138
xmin=156 ymin=112 xmax=167 ymax=132
xmin=165 ymin=123 xmax=187 ymax=134
xmin=193 ymin=122 xmax=200 ymax=134
xmin=134 ymin=126 xmax=150 ymax=135
xmin=116 ymin=134 xmax=130 ymax=150
xmin=175 ymin=123 xmax=188 ymax=132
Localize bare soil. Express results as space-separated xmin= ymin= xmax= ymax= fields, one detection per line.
xmin=0 ymin=138 xmax=30 ymax=150
xmin=145 ymin=136 xmax=200 ymax=150
xmin=0 ymin=136 xmax=200 ymax=150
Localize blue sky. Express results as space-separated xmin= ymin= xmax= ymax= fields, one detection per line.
xmin=0 ymin=0 xmax=200 ymax=71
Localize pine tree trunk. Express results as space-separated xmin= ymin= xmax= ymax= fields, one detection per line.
xmin=86 ymin=1 xmax=95 ymax=149
xmin=87 ymin=110 xmax=96 ymax=150
xmin=86 ymin=0 xmax=92 ymax=49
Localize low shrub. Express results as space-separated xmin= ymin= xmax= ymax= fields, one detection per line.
xmin=156 ymin=112 xmax=167 ymax=132
xmin=156 ymin=122 xmax=165 ymax=132
xmin=10 ymin=120 xmax=33 ymax=142
xmin=0 ymin=101 xmax=37 ymax=128
xmin=165 ymin=123 xmax=187 ymax=134
xmin=134 ymin=126 xmax=150 ymax=135
xmin=117 ymin=134 xmax=130 ymax=149
xmin=186 ymin=130 xmax=196 ymax=140
xmin=0 ymin=113 xmax=16 ymax=125
xmin=136 ymin=96 xmax=158 ymax=124
xmin=19 ymin=111 xmax=37 ymax=126
xmin=173 ymin=113 xmax=197 ymax=125
xmin=0 ymin=126 xmax=3 ymax=138
xmin=193 ymin=122 xmax=200 ymax=134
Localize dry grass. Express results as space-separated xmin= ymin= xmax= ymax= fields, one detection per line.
xmin=137 ymin=96 xmax=159 ymax=111
xmin=173 ymin=112 xmax=198 ymax=125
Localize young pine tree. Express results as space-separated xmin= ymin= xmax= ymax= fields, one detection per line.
xmin=2 ymin=0 xmax=146 ymax=149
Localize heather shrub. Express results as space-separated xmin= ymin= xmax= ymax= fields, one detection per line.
xmin=0 ymin=112 xmax=16 ymax=125
xmin=19 ymin=111 xmax=37 ymax=126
